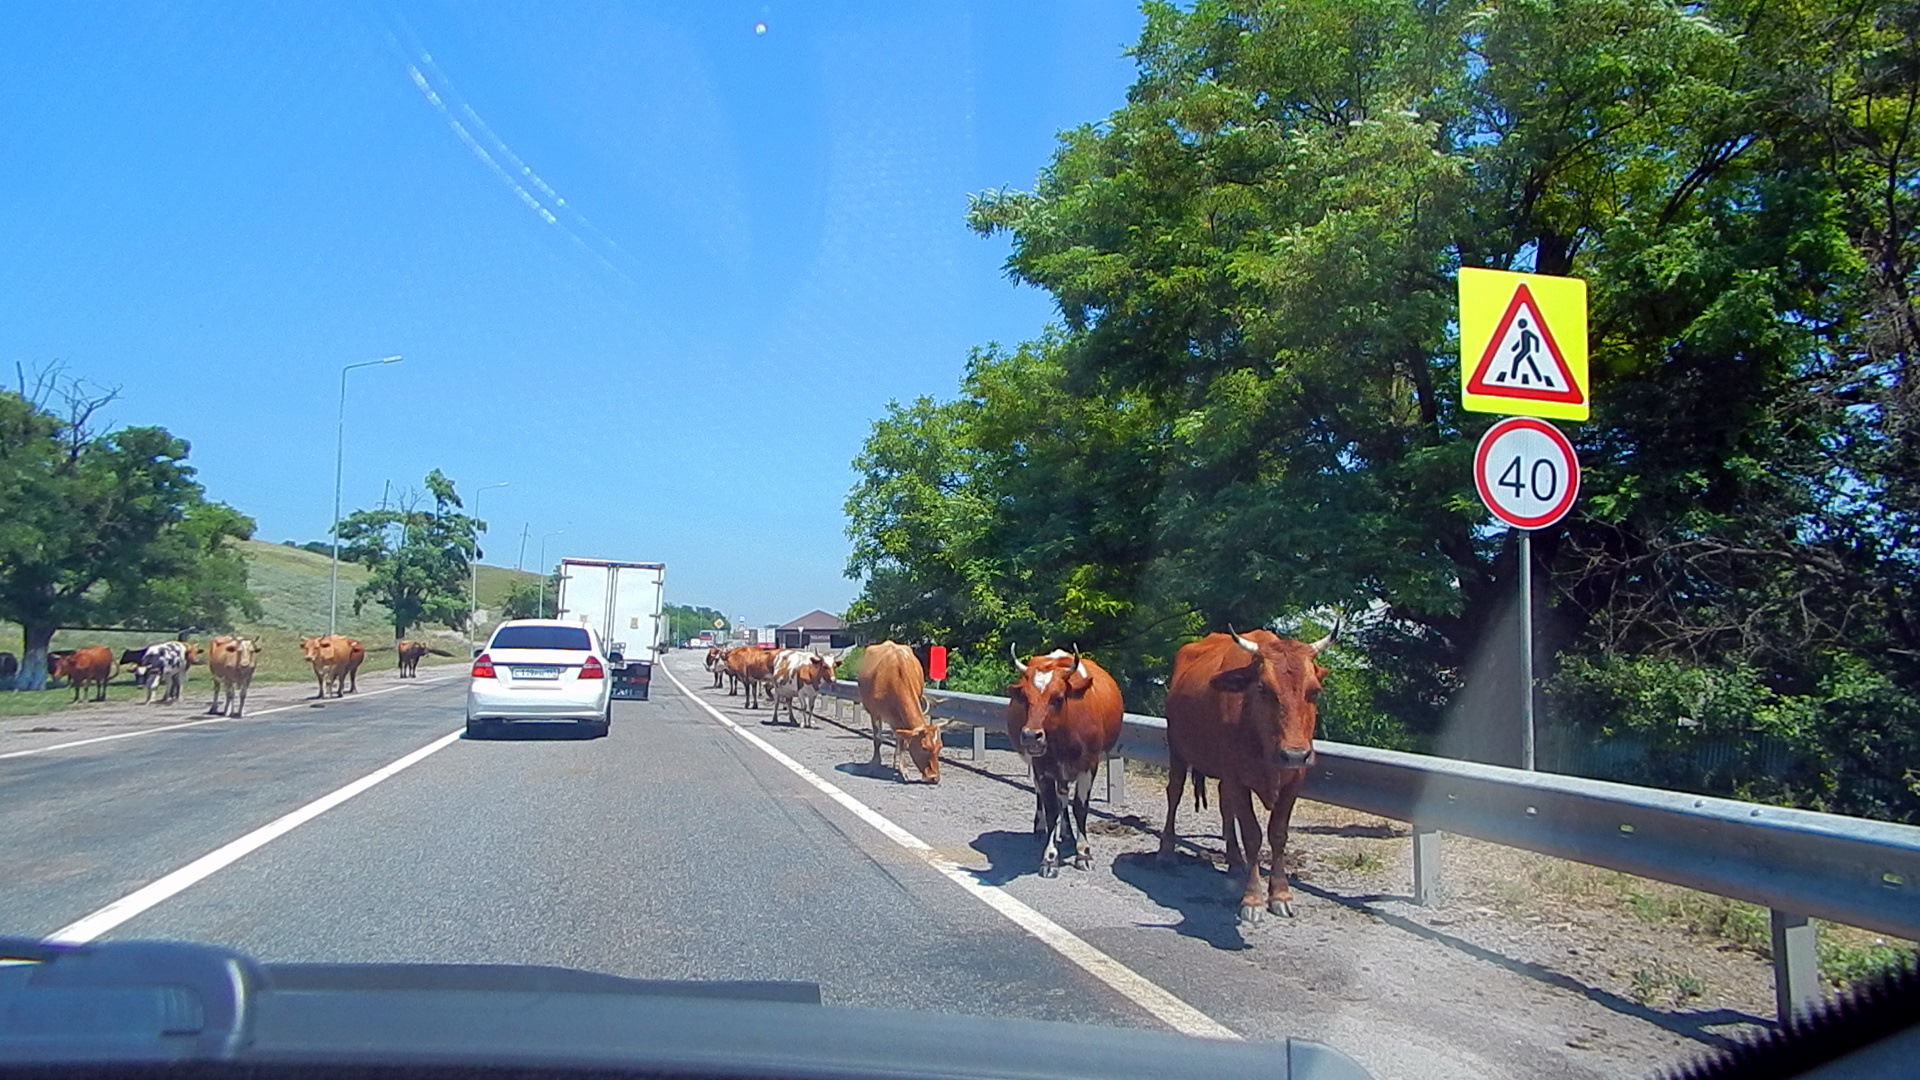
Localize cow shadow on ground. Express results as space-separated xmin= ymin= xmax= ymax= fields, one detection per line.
xmin=966 ymin=829 xmax=1046 ymax=887
xmin=1110 ymin=851 xmax=1251 ymax=951
xmin=834 ymin=761 xmax=909 ymax=784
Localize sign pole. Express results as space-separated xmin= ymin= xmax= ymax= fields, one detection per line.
xmin=1518 ymin=528 xmax=1535 ymax=771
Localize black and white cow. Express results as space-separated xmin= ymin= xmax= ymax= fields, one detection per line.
xmin=140 ymin=641 xmax=191 ymax=705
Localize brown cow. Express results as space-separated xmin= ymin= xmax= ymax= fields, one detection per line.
xmin=1007 ymin=648 xmax=1124 ymax=876
xmin=857 ymin=641 xmax=943 ymax=783
xmin=395 ymin=639 xmax=448 ymax=677
xmin=50 ymin=645 xmax=113 ymax=703
xmin=300 ymin=635 xmax=366 ymax=698
xmin=206 ymin=635 xmax=260 ymax=717
xmin=705 ymin=647 xmax=729 ymax=689
xmin=1160 ymin=627 xmax=1331 ymax=923
xmin=725 ymin=646 xmax=776 ymax=709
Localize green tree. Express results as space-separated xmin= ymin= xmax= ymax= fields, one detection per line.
xmin=337 ymin=470 xmax=481 ymax=642
xmin=847 ymin=0 xmax=1920 ymax=817
xmin=666 ymin=603 xmax=728 ymax=643
xmin=498 ymin=576 xmax=558 ymax=621
xmin=0 ymin=379 xmax=258 ymax=689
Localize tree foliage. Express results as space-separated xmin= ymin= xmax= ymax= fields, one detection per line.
xmin=0 ymin=377 xmax=257 ymax=688
xmin=666 ymin=603 xmax=727 ymax=643
xmin=845 ymin=0 xmax=1920 ymax=819
xmin=338 ymin=470 xmax=481 ymax=641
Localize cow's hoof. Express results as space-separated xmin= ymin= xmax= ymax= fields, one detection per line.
xmin=1040 ymin=863 xmax=1060 ymax=879
xmin=1268 ymin=899 xmax=1295 ymax=918
xmin=1072 ymin=853 xmax=1093 ymax=871
xmin=1238 ymin=904 xmax=1265 ymax=925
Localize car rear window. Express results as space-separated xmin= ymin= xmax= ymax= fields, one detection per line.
xmin=490 ymin=626 xmax=593 ymax=651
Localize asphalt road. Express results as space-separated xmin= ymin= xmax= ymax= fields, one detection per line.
xmin=1 ymin=652 xmax=1729 ymax=1080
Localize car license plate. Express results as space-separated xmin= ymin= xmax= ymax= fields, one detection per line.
xmin=510 ymin=666 xmax=562 ymax=680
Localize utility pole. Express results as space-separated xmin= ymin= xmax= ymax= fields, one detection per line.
xmin=329 ymin=355 xmax=402 ymax=637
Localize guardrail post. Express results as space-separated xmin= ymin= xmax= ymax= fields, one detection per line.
xmin=1412 ymin=826 xmax=1443 ymax=905
xmin=1106 ymin=756 xmax=1127 ymax=805
xmin=1770 ymin=909 xmax=1820 ymax=1024
xmin=972 ymin=723 xmax=986 ymax=762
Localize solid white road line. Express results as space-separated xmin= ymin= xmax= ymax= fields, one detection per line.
xmin=44 ymin=728 xmax=464 ymax=944
xmin=0 ymin=674 xmax=464 ymax=762
xmin=657 ymin=662 xmax=1239 ymax=1041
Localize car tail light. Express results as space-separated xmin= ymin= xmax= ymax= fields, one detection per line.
xmin=471 ymin=654 xmax=496 ymax=678
xmin=579 ymin=656 xmax=605 ymax=680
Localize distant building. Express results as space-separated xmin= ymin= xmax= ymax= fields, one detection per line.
xmin=777 ymin=610 xmax=850 ymax=650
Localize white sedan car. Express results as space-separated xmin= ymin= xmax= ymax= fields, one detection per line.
xmin=466 ymin=619 xmax=613 ymax=738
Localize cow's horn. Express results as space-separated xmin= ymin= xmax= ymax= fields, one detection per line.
xmin=1226 ymin=623 xmax=1260 ymax=654
xmin=1070 ymin=642 xmax=1086 ymax=678
xmin=1009 ymin=642 xmax=1026 ymax=674
xmin=1309 ymin=615 xmax=1342 ymax=654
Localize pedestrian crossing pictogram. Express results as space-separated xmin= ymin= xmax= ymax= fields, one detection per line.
xmin=1459 ymin=268 xmax=1589 ymax=421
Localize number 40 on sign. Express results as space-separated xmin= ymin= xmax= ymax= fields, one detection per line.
xmin=1474 ymin=416 xmax=1580 ymax=530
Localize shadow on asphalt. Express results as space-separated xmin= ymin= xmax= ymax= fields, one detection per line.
xmin=834 ymin=761 xmax=911 ymax=784
xmin=1110 ymin=851 xmax=1251 ymax=951
xmin=1291 ymin=880 xmax=1765 ymax=1047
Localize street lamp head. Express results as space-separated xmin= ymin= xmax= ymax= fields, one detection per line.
xmin=377 ymin=355 xmax=403 ymax=364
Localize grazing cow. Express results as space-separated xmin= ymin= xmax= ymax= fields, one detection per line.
xmin=725 ymin=646 xmax=777 ymax=709
xmin=205 ymin=636 xmax=261 ymax=717
xmin=857 ymin=641 xmax=943 ymax=783
xmin=1159 ymin=627 xmax=1332 ymax=924
xmin=770 ymin=649 xmax=837 ymax=727
xmin=117 ymin=648 xmax=146 ymax=675
xmin=1007 ymin=647 xmax=1124 ymax=876
xmin=139 ymin=641 xmax=192 ymax=705
xmin=0 ymin=651 xmax=16 ymax=682
xmin=395 ymin=639 xmax=448 ymax=677
xmin=301 ymin=635 xmax=366 ymax=698
xmin=705 ymin=647 xmax=729 ymax=689
xmin=50 ymin=646 xmax=113 ymax=703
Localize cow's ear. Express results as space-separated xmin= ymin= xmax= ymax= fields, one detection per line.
xmin=1066 ymin=664 xmax=1094 ymax=693
xmin=1209 ymin=664 xmax=1261 ymax=693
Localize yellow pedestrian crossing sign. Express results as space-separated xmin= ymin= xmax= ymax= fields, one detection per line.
xmin=1460 ymin=268 xmax=1589 ymax=421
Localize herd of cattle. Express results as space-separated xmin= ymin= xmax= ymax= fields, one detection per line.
xmin=9 ymin=634 xmax=456 ymax=718
xmin=703 ymin=626 xmax=1332 ymax=923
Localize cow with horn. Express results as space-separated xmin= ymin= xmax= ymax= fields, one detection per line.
xmin=1007 ymin=644 xmax=1124 ymax=876
xmin=1160 ymin=623 xmax=1334 ymax=923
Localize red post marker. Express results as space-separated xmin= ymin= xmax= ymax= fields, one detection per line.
xmin=927 ymin=645 xmax=948 ymax=682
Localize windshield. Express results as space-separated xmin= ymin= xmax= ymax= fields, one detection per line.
xmin=1 ymin=4 xmax=1915 ymax=1080
xmin=490 ymin=626 xmax=593 ymax=652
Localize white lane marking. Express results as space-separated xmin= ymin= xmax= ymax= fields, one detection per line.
xmin=44 ymin=728 xmax=464 ymax=944
xmin=0 ymin=675 xmax=464 ymax=761
xmin=658 ymin=662 xmax=1238 ymax=1041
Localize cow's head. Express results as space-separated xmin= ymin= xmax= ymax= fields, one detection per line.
xmin=48 ymin=652 xmax=76 ymax=678
xmin=809 ymin=652 xmax=837 ymax=684
xmin=299 ymin=637 xmax=322 ymax=661
xmin=1212 ymin=627 xmax=1331 ymax=770
xmin=898 ymin=714 xmax=944 ymax=784
xmin=1008 ymin=646 xmax=1095 ymax=758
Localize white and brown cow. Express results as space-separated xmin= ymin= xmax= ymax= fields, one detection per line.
xmin=770 ymin=649 xmax=837 ymax=727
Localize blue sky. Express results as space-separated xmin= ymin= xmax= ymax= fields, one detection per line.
xmin=0 ymin=2 xmax=1144 ymax=627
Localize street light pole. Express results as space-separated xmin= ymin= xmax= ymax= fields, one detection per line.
xmin=469 ymin=482 xmax=509 ymax=652
xmin=329 ymin=355 xmax=402 ymax=638
xmin=537 ymin=529 xmax=566 ymax=617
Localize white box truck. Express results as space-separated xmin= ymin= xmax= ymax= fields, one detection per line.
xmin=555 ymin=558 xmax=666 ymax=701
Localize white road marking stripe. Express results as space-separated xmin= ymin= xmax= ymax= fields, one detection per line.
xmin=44 ymin=728 xmax=464 ymax=944
xmin=657 ymin=662 xmax=1238 ymax=1041
xmin=0 ymin=674 xmax=463 ymax=761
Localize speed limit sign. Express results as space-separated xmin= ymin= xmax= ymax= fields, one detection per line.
xmin=1474 ymin=417 xmax=1580 ymax=529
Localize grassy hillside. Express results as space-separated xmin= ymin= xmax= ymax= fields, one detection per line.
xmin=2 ymin=539 xmax=542 ymax=693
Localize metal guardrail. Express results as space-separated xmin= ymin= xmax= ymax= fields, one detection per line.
xmin=820 ymin=680 xmax=1920 ymax=1023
